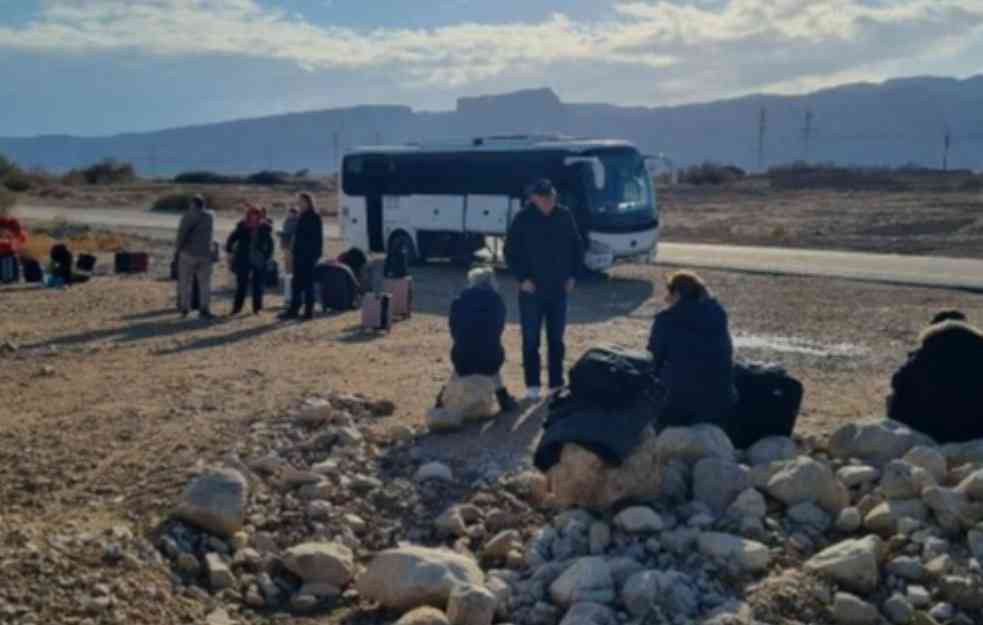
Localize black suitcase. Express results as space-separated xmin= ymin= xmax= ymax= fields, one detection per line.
xmin=0 ymin=254 xmax=19 ymax=284
xmin=317 ymin=261 xmax=358 ymax=312
xmin=77 ymin=254 xmax=97 ymax=272
xmin=114 ymin=252 xmax=131 ymax=274
xmin=569 ymin=346 xmax=658 ymax=409
xmin=728 ymin=361 xmax=803 ymax=448
xmin=22 ymin=258 xmax=42 ymax=283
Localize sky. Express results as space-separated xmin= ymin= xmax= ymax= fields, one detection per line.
xmin=1 ymin=0 xmax=982 ymax=137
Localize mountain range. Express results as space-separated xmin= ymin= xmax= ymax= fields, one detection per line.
xmin=2 ymin=75 xmax=981 ymax=176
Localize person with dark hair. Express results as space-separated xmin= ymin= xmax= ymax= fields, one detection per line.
xmin=226 ymin=204 xmax=274 ymax=315
xmin=888 ymin=312 xmax=983 ymax=442
xmin=175 ymin=194 xmax=215 ymax=319
xmin=504 ymin=179 xmax=584 ymax=399
xmin=279 ymin=192 xmax=323 ymax=321
xmin=648 ymin=270 xmax=737 ymax=428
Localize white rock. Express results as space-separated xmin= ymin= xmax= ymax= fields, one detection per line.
xmin=902 ymin=446 xmax=947 ymax=483
xmin=416 ymin=462 xmax=454 ymax=483
xmin=832 ymin=592 xmax=879 ymax=625
xmin=549 ymin=557 xmax=615 ymax=608
xmin=727 ymin=488 xmax=767 ymax=520
xmin=558 ymin=602 xmax=616 ymax=625
xmin=205 ymin=553 xmax=235 ymax=591
xmin=863 ymin=500 xmax=929 ymax=536
xmin=806 ymin=535 xmax=883 ymax=594
xmin=907 ymin=585 xmax=931 ymax=608
xmin=446 ymin=584 xmax=496 ymax=625
xmin=654 ymin=424 xmax=734 ymax=464
xmin=613 ymin=507 xmax=664 ymax=534
xmin=748 ymin=436 xmax=797 ymax=466
xmin=693 ymin=458 xmax=751 ymax=516
xmin=283 ymin=542 xmax=355 ymax=586
xmin=438 ymin=375 xmax=499 ymax=428
xmin=837 ymin=465 xmax=880 ymax=488
xmin=172 ymin=467 xmax=248 ymax=538
xmin=835 ymin=508 xmax=863 ymax=533
xmin=766 ymin=456 xmax=849 ymax=515
xmin=357 ymin=546 xmax=485 ymax=611
xmin=482 ymin=530 xmax=520 ymax=561
xmin=697 ymin=532 xmax=771 ymax=573
xmin=395 ymin=607 xmax=452 ymax=625
xmin=955 ymin=468 xmax=983 ymax=500
xmin=828 ymin=420 xmax=934 ymax=466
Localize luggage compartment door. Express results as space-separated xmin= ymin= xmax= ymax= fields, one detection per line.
xmin=465 ymin=195 xmax=509 ymax=236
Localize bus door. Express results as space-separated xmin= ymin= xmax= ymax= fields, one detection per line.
xmin=465 ymin=195 xmax=509 ymax=235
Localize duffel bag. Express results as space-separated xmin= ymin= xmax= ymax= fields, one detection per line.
xmin=728 ymin=360 xmax=803 ymax=448
xmin=569 ymin=346 xmax=658 ymax=409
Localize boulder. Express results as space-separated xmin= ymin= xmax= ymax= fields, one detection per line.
xmin=621 ymin=569 xmax=699 ymax=618
xmin=558 ymin=602 xmax=616 ymax=625
xmin=955 ymin=468 xmax=983 ymax=500
xmin=446 ymin=584 xmax=496 ymax=625
xmin=941 ymin=439 xmax=983 ymax=467
xmin=697 ymin=532 xmax=771 ymax=573
xmin=357 ymin=546 xmax=485 ymax=611
xmin=902 ymin=446 xmax=947 ymax=483
xmin=549 ymin=557 xmax=615 ymax=608
xmin=747 ymin=436 xmax=797 ymax=466
xmin=727 ymin=488 xmax=767 ymax=520
xmin=766 ymin=456 xmax=849 ymax=515
xmin=416 ymin=462 xmax=454 ymax=483
xmin=806 ymin=535 xmax=883 ymax=594
xmin=832 ymin=592 xmax=880 ymax=625
xmin=863 ymin=500 xmax=929 ymax=536
xmin=613 ymin=507 xmax=664 ymax=534
xmin=172 ymin=467 xmax=248 ymax=538
xmin=837 ymin=465 xmax=880 ymax=489
xmin=828 ymin=420 xmax=933 ymax=466
xmin=655 ymin=424 xmax=734 ymax=464
xmin=283 ymin=542 xmax=355 ymax=587
xmin=940 ymin=575 xmax=983 ymax=611
xmin=693 ymin=458 xmax=751 ymax=516
xmin=396 ymin=607 xmax=452 ymax=625
xmin=880 ymin=460 xmax=936 ymax=500
xmin=922 ymin=486 xmax=983 ymax=532
xmin=428 ymin=376 xmax=498 ymax=431
xmin=548 ymin=428 xmax=663 ymax=509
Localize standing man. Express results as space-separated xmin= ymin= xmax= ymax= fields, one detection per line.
xmin=504 ymin=179 xmax=584 ymax=399
xmin=175 ymin=194 xmax=215 ymax=319
xmin=279 ymin=192 xmax=323 ymax=321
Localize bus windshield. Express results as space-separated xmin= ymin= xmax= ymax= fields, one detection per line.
xmin=583 ymin=148 xmax=656 ymax=231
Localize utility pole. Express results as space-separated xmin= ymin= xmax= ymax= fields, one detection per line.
xmin=802 ymin=110 xmax=813 ymax=163
xmin=757 ymin=107 xmax=767 ymax=172
xmin=943 ymin=127 xmax=951 ymax=171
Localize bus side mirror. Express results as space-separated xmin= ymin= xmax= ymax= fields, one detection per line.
xmin=564 ymin=156 xmax=605 ymax=190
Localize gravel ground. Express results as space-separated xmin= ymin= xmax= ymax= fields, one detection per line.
xmin=3 ymin=238 xmax=983 ymax=624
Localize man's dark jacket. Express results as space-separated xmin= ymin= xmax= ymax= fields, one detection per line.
xmin=225 ymin=221 xmax=274 ymax=273
xmin=504 ymin=204 xmax=584 ymax=299
xmin=889 ymin=321 xmax=983 ymax=443
xmin=648 ymin=296 xmax=737 ymax=427
xmin=292 ymin=210 xmax=323 ymax=265
xmin=450 ymin=284 xmax=507 ymax=376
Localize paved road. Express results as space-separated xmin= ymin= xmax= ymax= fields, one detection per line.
xmin=16 ymin=204 xmax=983 ymax=291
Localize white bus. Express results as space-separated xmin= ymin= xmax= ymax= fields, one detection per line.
xmin=338 ymin=135 xmax=659 ymax=271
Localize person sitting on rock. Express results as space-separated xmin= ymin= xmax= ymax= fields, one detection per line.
xmin=888 ymin=310 xmax=983 ymax=443
xmin=444 ymin=266 xmax=518 ymax=414
xmin=648 ymin=270 xmax=737 ymax=429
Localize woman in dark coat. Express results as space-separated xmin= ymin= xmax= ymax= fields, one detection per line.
xmin=648 ymin=270 xmax=737 ymax=429
xmin=448 ymin=267 xmax=518 ymax=413
xmin=226 ymin=204 xmax=274 ymax=315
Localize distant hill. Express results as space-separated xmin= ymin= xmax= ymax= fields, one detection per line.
xmin=2 ymin=76 xmax=981 ymax=175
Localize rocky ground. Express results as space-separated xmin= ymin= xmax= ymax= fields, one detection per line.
xmin=3 ymin=237 xmax=983 ymax=625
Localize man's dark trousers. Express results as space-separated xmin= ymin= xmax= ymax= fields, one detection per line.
xmin=519 ymin=291 xmax=568 ymax=389
xmin=289 ymin=259 xmax=316 ymax=316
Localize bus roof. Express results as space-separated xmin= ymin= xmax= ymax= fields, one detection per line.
xmin=347 ymin=135 xmax=636 ymax=156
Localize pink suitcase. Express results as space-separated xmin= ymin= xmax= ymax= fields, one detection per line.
xmin=361 ymin=293 xmax=392 ymax=332
xmin=384 ymin=277 xmax=413 ymax=319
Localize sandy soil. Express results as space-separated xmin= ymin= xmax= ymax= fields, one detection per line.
xmin=661 ymin=185 xmax=983 ymax=258
xmin=3 ymin=237 xmax=983 ymax=623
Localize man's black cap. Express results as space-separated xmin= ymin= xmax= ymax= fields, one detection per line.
xmin=527 ymin=179 xmax=556 ymax=197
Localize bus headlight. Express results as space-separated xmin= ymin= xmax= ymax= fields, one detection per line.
xmin=584 ymin=239 xmax=614 ymax=271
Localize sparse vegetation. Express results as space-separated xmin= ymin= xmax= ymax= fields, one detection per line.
xmin=173 ymin=171 xmax=241 ymax=185
xmin=768 ymin=162 xmax=978 ymax=192
xmin=66 ymin=159 xmax=137 ymax=185
xmin=680 ymin=162 xmax=746 ymax=186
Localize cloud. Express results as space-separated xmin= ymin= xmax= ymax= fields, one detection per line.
xmin=1 ymin=0 xmax=982 ymax=99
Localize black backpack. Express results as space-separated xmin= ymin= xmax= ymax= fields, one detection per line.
xmin=728 ymin=361 xmax=803 ymax=448
xmin=383 ymin=245 xmax=408 ymax=279
xmin=316 ymin=262 xmax=359 ymax=312
xmin=569 ymin=347 xmax=659 ymax=409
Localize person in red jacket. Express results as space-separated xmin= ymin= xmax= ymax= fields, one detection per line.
xmin=0 ymin=214 xmax=28 ymax=255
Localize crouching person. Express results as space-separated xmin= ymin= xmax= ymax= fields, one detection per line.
xmin=888 ymin=310 xmax=983 ymax=443
xmin=648 ymin=270 xmax=737 ymax=429
xmin=430 ymin=267 xmax=518 ymax=430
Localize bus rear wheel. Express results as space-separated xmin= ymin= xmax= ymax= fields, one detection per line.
xmin=389 ymin=231 xmax=419 ymax=266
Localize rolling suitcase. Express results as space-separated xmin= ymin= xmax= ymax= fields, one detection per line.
xmin=728 ymin=361 xmax=804 ymax=449
xmin=22 ymin=258 xmax=43 ymax=283
xmin=77 ymin=254 xmax=97 ymax=273
xmin=361 ymin=293 xmax=392 ymax=332
xmin=0 ymin=254 xmax=19 ymax=284
xmin=129 ymin=252 xmax=149 ymax=273
xmin=384 ymin=277 xmax=414 ymax=319
xmin=114 ymin=252 xmax=131 ymax=274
